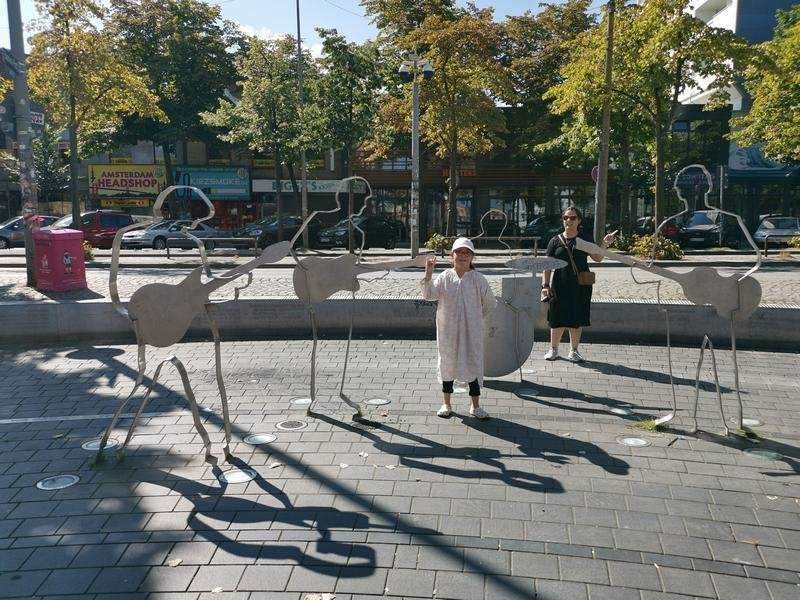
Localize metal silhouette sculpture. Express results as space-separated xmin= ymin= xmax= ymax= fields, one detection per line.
xmin=576 ymin=164 xmax=762 ymax=433
xmin=97 ymin=185 xmax=292 ymax=464
xmin=291 ymin=176 xmax=427 ymax=418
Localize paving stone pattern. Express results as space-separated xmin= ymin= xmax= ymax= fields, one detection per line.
xmin=0 ymin=340 xmax=798 ymax=599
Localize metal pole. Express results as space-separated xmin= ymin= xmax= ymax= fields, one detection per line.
xmin=410 ymin=62 xmax=420 ymax=258
xmin=593 ymin=0 xmax=615 ymax=244
xmin=718 ymin=164 xmax=724 ymax=247
xmin=7 ymin=0 xmax=39 ymax=287
xmin=296 ymin=0 xmax=309 ymax=248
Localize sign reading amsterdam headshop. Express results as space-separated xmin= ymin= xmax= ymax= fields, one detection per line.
xmin=172 ymin=166 xmax=250 ymax=200
xmin=89 ymin=165 xmax=166 ymax=198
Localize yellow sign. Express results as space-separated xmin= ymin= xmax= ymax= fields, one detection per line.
xmin=89 ymin=164 xmax=166 ymax=198
xmin=100 ymin=198 xmax=150 ymax=208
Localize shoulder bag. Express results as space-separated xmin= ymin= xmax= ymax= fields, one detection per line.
xmin=559 ymin=234 xmax=595 ymax=286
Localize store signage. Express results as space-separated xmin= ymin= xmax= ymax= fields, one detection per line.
xmin=252 ymin=179 xmax=367 ymax=194
xmin=89 ymin=164 xmax=166 ymax=197
xmin=100 ymin=198 xmax=150 ymax=208
xmin=30 ymin=112 xmax=45 ymax=126
xmin=172 ymin=166 xmax=250 ymax=200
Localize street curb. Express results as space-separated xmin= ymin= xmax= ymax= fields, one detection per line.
xmin=1 ymin=297 xmax=797 ymax=350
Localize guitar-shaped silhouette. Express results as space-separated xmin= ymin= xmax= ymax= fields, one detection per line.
xmin=129 ymin=241 xmax=292 ymax=347
xmin=574 ymin=237 xmax=762 ymax=321
xmin=293 ymin=254 xmax=428 ymax=303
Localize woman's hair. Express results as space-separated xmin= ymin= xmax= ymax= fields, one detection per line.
xmin=562 ymin=206 xmax=584 ymax=229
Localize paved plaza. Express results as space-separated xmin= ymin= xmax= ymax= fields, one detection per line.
xmin=0 ymin=339 xmax=798 ymax=599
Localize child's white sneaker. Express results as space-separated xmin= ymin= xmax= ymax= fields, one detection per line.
xmin=469 ymin=406 xmax=489 ymax=420
xmin=437 ymin=404 xmax=452 ymax=418
xmin=568 ymin=349 xmax=585 ymax=363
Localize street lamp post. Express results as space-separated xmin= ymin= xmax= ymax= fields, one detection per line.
xmin=399 ymin=56 xmax=433 ymax=258
xmin=295 ymin=0 xmax=309 ymax=248
xmin=593 ymin=0 xmax=616 ymax=244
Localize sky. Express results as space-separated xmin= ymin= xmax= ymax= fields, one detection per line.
xmin=0 ymin=0 xmax=584 ymax=54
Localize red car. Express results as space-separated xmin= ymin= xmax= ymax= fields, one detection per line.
xmin=49 ymin=210 xmax=134 ymax=249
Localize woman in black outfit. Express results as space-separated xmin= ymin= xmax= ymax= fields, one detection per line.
xmin=540 ymin=207 xmax=616 ymax=362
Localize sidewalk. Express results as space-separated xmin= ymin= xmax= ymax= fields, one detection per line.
xmin=0 ymin=339 xmax=797 ymax=599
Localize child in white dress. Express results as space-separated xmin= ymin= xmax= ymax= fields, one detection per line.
xmin=422 ymin=237 xmax=497 ymax=419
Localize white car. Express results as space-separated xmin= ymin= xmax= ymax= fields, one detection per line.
xmin=753 ymin=216 xmax=800 ymax=247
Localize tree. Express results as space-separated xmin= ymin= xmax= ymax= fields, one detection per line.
xmin=32 ymin=124 xmax=69 ymax=206
xmin=545 ymin=0 xmax=750 ymax=223
xmin=398 ymin=6 xmax=512 ymax=236
xmin=28 ymin=0 xmax=163 ymax=223
xmin=202 ymin=35 xmax=316 ymax=239
xmin=501 ymin=0 xmax=596 ymax=165
xmin=361 ymin=0 xmax=455 ymax=40
xmin=109 ymin=0 xmax=242 ymax=185
xmin=730 ymin=5 xmax=800 ymax=164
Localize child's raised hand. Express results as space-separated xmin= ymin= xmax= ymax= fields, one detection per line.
xmin=425 ymin=256 xmax=437 ymax=279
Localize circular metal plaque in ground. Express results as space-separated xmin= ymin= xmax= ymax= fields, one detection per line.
xmin=276 ymin=420 xmax=307 ymax=431
xmin=244 ymin=433 xmax=277 ymax=445
xmin=290 ymin=397 xmax=312 ymax=406
xmin=735 ymin=417 xmax=764 ymax=428
xmin=365 ymin=398 xmax=391 ymax=406
xmin=36 ymin=474 xmax=80 ymax=491
xmin=81 ymin=438 xmax=119 ymax=451
xmin=616 ymin=436 xmax=651 ymax=448
xmin=743 ymin=448 xmax=782 ymax=461
xmin=610 ymin=407 xmax=633 ymax=416
xmin=219 ymin=468 xmax=258 ymax=484
xmin=516 ymin=387 xmax=539 ymax=399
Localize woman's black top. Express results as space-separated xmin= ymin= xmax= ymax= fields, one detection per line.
xmin=545 ymin=233 xmax=592 ymax=328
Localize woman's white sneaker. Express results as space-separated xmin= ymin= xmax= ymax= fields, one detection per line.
xmin=568 ymin=349 xmax=585 ymax=363
xmin=544 ymin=347 xmax=559 ymax=361
xmin=437 ymin=404 xmax=452 ymax=418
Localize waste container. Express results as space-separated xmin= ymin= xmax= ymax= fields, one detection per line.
xmin=33 ymin=228 xmax=87 ymax=292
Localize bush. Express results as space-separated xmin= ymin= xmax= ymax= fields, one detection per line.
xmin=630 ymin=234 xmax=683 ymax=260
xmin=83 ymin=241 xmax=94 ymax=261
xmin=788 ymin=236 xmax=800 ymax=249
xmin=425 ymin=233 xmax=455 ymax=255
xmin=612 ymin=233 xmax=636 ymax=252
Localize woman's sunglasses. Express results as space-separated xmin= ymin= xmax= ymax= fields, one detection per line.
xmin=562 ymin=215 xmax=578 ymax=221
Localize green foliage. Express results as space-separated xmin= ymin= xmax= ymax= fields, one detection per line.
xmin=788 ymin=236 xmax=800 ymax=249
xmin=32 ymin=125 xmax=69 ymax=202
xmin=83 ymin=241 xmax=94 ymax=261
xmin=108 ymin=0 xmax=241 ymax=165
xmin=545 ymin=0 xmax=752 ymax=223
xmin=611 ymin=233 xmax=636 ymax=252
xmin=315 ymin=28 xmax=381 ymax=171
xmin=29 ymin=0 xmax=164 ymax=147
xmin=425 ymin=233 xmax=455 ymax=254
xmin=361 ymin=0 xmax=455 ymax=41
xmin=630 ymin=234 xmax=683 ymax=260
xmin=730 ymin=6 xmax=800 ymax=164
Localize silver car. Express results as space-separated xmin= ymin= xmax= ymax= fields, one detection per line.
xmin=121 ymin=220 xmax=227 ymax=250
xmin=753 ymin=216 xmax=800 ymax=247
xmin=0 ymin=215 xmax=59 ymax=249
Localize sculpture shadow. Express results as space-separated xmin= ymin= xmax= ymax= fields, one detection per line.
xmin=313 ymin=411 xmax=629 ymax=491
xmin=482 ymin=378 xmax=661 ymax=419
xmin=576 ymin=360 xmax=736 ymax=394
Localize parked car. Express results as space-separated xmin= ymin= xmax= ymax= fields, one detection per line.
xmin=633 ymin=216 xmax=679 ymax=239
xmin=753 ymin=215 xmax=800 ymax=247
xmin=674 ymin=210 xmax=742 ymax=248
xmin=239 ymin=216 xmax=323 ymax=248
xmin=315 ymin=215 xmax=397 ymax=249
xmin=0 ymin=215 xmax=59 ymax=249
xmin=48 ymin=210 xmax=134 ymax=249
xmin=523 ymin=214 xmax=608 ymax=243
xmin=121 ymin=220 xmax=229 ymax=250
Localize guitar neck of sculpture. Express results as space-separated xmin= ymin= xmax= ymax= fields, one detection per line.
xmin=353 ymin=256 xmax=428 ymax=273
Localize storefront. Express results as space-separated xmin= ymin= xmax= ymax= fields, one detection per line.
xmin=172 ymin=166 xmax=251 ymax=230
xmin=88 ymin=164 xmax=167 ymax=216
xmin=252 ymin=178 xmax=369 ymax=226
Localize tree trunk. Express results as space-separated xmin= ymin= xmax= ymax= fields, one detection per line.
xmin=275 ymin=145 xmax=283 ymax=242
xmin=346 ymin=145 xmax=354 ymax=253
xmin=446 ymin=141 xmax=459 ymax=237
xmin=286 ymin=161 xmax=300 ymax=211
xmin=619 ymin=134 xmax=632 ymax=232
xmin=160 ymin=142 xmax=175 ymax=218
xmin=68 ymin=118 xmax=79 ymax=224
xmin=654 ymin=125 xmax=666 ymax=225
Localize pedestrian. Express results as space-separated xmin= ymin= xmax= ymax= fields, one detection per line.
xmin=541 ymin=207 xmax=616 ymax=362
xmin=422 ymin=237 xmax=498 ymax=419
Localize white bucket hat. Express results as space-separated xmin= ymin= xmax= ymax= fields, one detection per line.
xmin=451 ymin=237 xmax=475 ymax=253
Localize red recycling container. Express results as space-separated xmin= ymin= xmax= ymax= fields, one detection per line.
xmin=33 ymin=228 xmax=87 ymax=292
